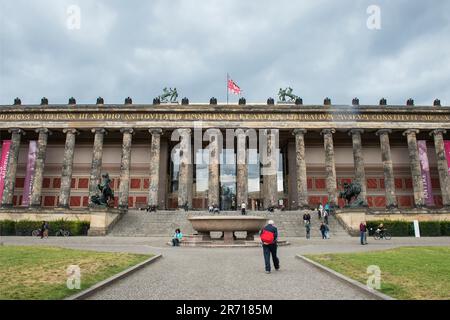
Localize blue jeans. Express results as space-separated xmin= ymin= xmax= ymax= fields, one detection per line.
xmin=263 ymin=244 xmax=279 ymax=272
xmin=360 ymin=231 xmax=365 ymax=244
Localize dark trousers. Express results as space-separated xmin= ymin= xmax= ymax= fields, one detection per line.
xmin=263 ymin=243 xmax=279 ymax=272
xmin=241 ymin=208 xmax=246 ymax=215
xmin=172 ymin=238 xmax=180 ymax=246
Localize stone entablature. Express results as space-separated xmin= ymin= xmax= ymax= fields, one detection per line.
xmin=0 ymin=104 xmax=449 ymax=129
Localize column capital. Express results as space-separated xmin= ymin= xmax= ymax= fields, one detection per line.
xmin=292 ymin=129 xmax=307 ymax=136
xmin=8 ymin=128 xmax=25 ymax=135
xmin=235 ymin=128 xmax=250 ymax=136
xmin=429 ymin=129 xmax=447 ymax=137
xmin=375 ymin=129 xmax=392 ymax=136
xmin=149 ymin=128 xmax=163 ymax=136
xmin=91 ymin=128 xmax=108 ymax=135
xmin=35 ymin=128 xmax=52 ymax=135
xmin=176 ymin=128 xmax=192 ymax=135
xmin=120 ymin=128 xmax=134 ymax=134
xmin=320 ymin=128 xmax=335 ymax=136
xmin=348 ymin=128 xmax=364 ymax=136
xmin=403 ymin=129 xmax=420 ymax=136
xmin=63 ymin=128 xmax=79 ymax=135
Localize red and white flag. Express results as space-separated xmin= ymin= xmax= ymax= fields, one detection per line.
xmin=227 ymin=77 xmax=242 ymax=95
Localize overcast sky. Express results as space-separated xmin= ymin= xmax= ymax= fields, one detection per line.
xmin=1 ymin=0 xmax=449 ymax=105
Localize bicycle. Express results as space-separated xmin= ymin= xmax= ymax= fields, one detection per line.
xmin=373 ymin=228 xmax=391 ymax=240
xmin=55 ymin=228 xmax=71 ymax=237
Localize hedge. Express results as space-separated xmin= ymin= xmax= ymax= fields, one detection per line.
xmin=367 ymin=220 xmax=450 ymax=237
xmin=0 ymin=220 xmax=90 ymax=236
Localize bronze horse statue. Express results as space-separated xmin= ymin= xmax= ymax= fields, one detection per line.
xmin=339 ymin=182 xmax=365 ymax=208
xmin=90 ymin=173 xmax=114 ymax=207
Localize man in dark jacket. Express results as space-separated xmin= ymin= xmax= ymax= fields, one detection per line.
xmin=359 ymin=221 xmax=368 ymax=245
xmin=261 ymin=220 xmax=280 ymax=274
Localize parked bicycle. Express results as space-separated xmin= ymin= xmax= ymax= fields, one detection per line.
xmin=55 ymin=228 xmax=71 ymax=237
xmin=372 ymin=228 xmax=392 ymax=240
xmin=31 ymin=229 xmax=42 ymax=237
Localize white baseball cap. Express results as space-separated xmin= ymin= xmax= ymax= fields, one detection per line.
xmin=268 ymin=220 xmax=275 ymax=225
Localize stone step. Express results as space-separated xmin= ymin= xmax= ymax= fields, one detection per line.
xmin=109 ymin=210 xmax=350 ymax=237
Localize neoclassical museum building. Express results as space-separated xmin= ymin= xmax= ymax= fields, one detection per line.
xmin=0 ymin=97 xmax=449 ymax=233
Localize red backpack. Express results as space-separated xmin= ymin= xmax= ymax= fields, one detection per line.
xmin=260 ymin=229 xmax=275 ymax=244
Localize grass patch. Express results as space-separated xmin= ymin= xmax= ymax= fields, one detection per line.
xmin=305 ymin=246 xmax=450 ymax=300
xmin=0 ymin=245 xmax=152 ymax=300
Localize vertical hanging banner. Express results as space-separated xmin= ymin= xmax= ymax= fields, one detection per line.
xmin=0 ymin=140 xmax=12 ymax=202
xmin=445 ymin=141 xmax=450 ymax=175
xmin=22 ymin=141 xmax=37 ymax=206
xmin=418 ymin=141 xmax=434 ymax=206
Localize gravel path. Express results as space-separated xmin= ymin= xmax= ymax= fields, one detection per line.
xmin=2 ymin=236 xmax=449 ymax=300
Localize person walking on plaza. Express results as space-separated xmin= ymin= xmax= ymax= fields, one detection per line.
xmin=319 ymin=222 xmax=327 ymax=240
xmin=241 ymin=202 xmax=246 ymax=215
xmin=317 ymin=203 xmax=323 ymax=220
xmin=41 ymin=221 xmax=49 ymax=239
xmin=359 ymin=221 xmax=368 ymax=245
xmin=305 ymin=221 xmax=311 ymax=239
xmin=172 ymin=229 xmax=183 ymax=246
xmin=260 ymin=220 xmax=279 ymax=274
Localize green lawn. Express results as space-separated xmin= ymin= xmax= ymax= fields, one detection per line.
xmin=305 ymin=246 xmax=450 ymax=300
xmin=0 ymin=245 xmax=152 ymax=300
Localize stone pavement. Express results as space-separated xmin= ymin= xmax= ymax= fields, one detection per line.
xmin=2 ymin=236 xmax=449 ymax=300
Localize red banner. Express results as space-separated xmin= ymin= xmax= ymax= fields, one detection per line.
xmin=418 ymin=141 xmax=434 ymax=206
xmin=22 ymin=141 xmax=37 ymax=206
xmin=0 ymin=140 xmax=12 ymax=202
xmin=445 ymin=141 xmax=450 ymax=175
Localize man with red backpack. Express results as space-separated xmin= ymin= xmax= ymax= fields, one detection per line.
xmin=260 ymin=220 xmax=280 ymax=274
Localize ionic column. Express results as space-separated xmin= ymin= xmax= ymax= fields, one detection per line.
xmin=1 ymin=128 xmax=24 ymax=208
xmin=206 ymin=129 xmax=221 ymax=208
xmin=58 ymin=129 xmax=78 ymax=208
xmin=236 ymin=129 xmax=248 ymax=208
xmin=349 ymin=129 xmax=368 ymax=205
xmin=403 ymin=129 xmax=425 ymax=208
xmin=177 ymin=129 xmax=192 ymax=209
xmin=293 ymin=129 xmax=308 ymax=209
xmin=262 ymin=129 xmax=278 ymax=209
xmin=118 ymin=128 xmax=133 ymax=210
xmin=321 ymin=129 xmax=337 ymax=206
xmin=88 ymin=128 xmax=107 ymax=206
xmin=148 ymin=129 xmax=162 ymax=208
xmin=30 ymin=128 xmax=51 ymax=207
xmin=430 ymin=129 xmax=450 ymax=207
xmin=376 ymin=129 xmax=398 ymax=209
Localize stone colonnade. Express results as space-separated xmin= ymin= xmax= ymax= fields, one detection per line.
xmin=0 ymin=127 xmax=449 ymax=211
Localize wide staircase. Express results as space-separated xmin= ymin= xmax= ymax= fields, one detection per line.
xmin=109 ymin=210 xmax=350 ymax=238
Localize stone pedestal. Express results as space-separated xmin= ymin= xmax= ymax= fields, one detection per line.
xmin=88 ymin=207 xmax=122 ymax=236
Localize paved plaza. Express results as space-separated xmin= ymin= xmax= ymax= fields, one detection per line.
xmin=2 ymin=236 xmax=449 ymax=300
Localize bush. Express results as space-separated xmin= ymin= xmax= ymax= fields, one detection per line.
xmin=0 ymin=220 xmax=90 ymax=236
xmin=15 ymin=220 xmax=41 ymax=236
xmin=420 ymin=221 xmax=442 ymax=237
xmin=0 ymin=220 xmax=16 ymax=236
xmin=440 ymin=221 xmax=450 ymax=236
xmin=367 ymin=220 xmax=414 ymax=237
xmin=367 ymin=220 xmax=450 ymax=237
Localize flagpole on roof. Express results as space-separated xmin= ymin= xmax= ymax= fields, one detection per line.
xmin=226 ymin=73 xmax=229 ymax=105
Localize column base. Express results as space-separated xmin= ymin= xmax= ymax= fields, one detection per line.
xmin=57 ymin=204 xmax=70 ymax=209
